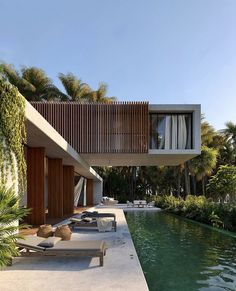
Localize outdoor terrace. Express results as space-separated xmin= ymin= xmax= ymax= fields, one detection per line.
xmin=0 ymin=206 xmax=160 ymax=291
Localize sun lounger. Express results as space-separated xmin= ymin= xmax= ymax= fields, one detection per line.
xmin=133 ymin=200 xmax=147 ymax=207
xmin=147 ymin=201 xmax=155 ymax=207
xmin=101 ymin=197 xmax=118 ymax=206
xmin=140 ymin=200 xmax=147 ymax=207
xmin=69 ymin=211 xmax=117 ymax=232
xmin=15 ymin=235 xmax=107 ymax=266
xmin=127 ymin=201 xmax=133 ymax=207
xmin=81 ymin=211 xmax=116 ymax=220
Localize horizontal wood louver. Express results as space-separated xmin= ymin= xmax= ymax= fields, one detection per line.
xmin=31 ymin=102 xmax=149 ymax=153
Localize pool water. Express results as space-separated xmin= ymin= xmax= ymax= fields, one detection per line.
xmin=125 ymin=211 xmax=236 ymax=291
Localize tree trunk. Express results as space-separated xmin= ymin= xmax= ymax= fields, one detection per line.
xmin=129 ymin=167 xmax=133 ymax=200
xmin=202 ymin=177 xmax=205 ymax=196
xmin=132 ymin=166 xmax=137 ymax=199
xmin=184 ymin=162 xmax=190 ymax=196
xmin=177 ymin=169 xmax=181 ymax=197
xmin=192 ymin=175 xmax=197 ymax=195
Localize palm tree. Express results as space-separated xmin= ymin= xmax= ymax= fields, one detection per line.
xmin=0 ymin=63 xmax=32 ymax=95
xmin=0 ymin=186 xmax=29 ymax=267
xmin=218 ymin=140 xmax=236 ymax=166
xmin=219 ymin=121 xmax=236 ymax=166
xmin=21 ymin=67 xmax=64 ymax=101
xmin=188 ymin=146 xmax=218 ymax=195
xmin=201 ymin=117 xmax=216 ymax=146
xmin=0 ymin=63 xmax=62 ymax=101
xmin=222 ymin=121 xmax=236 ymax=151
xmin=87 ymin=82 xmax=116 ymax=103
xmin=58 ymin=73 xmax=91 ymax=101
xmin=184 ymin=117 xmax=218 ymax=195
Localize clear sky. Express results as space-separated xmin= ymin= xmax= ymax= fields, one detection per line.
xmin=1 ymin=0 xmax=236 ymax=130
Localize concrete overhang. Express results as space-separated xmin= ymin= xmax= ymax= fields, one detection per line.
xmin=81 ymin=104 xmax=201 ymax=166
xmin=149 ymin=104 xmax=201 ymax=113
xmin=25 ymin=101 xmax=102 ymax=182
xmin=80 ymin=151 xmax=200 ymax=167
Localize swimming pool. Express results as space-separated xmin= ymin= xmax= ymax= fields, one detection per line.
xmin=125 ymin=211 xmax=236 ymax=291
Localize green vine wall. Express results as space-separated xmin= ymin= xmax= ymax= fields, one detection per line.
xmin=0 ymin=78 xmax=26 ymax=194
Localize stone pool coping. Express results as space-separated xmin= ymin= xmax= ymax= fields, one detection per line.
xmin=0 ymin=206 xmax=160 ymax=291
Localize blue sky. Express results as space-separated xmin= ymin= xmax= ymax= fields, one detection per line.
xmin=1 ymin=0 xmax=236 ymax=130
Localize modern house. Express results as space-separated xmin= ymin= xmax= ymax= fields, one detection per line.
xmin=23 ymin=101 xmax=200 ymax=225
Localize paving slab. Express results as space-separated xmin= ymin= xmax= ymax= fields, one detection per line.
xmin=0 ymin=207 xmax=158 ymax=291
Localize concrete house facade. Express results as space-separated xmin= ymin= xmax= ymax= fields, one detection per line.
xmin=23 ymin=101 xmax=200 ymax=225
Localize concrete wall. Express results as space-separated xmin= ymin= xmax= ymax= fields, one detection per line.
xmin=93 ymin=180 xmax=103 ymax=205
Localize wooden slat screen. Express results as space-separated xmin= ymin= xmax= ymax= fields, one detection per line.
xmin=31 ymin=102 xmax=149 ymax=153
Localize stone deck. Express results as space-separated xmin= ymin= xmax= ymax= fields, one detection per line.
xmin=0 ymin=206 xmax=161 ymax=291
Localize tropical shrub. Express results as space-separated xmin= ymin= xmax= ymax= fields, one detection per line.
xmin=155 ymin=195 xmax=236 ymax=232
xmin=207 ymin=165 xmax=236 ymax=203
xmin=0 ymin=186 xmax=29 ymax=267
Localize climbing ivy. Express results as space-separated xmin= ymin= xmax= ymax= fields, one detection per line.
xmin=0 ymin=78 xmax=26 ymax=194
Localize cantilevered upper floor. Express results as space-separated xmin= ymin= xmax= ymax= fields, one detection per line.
xmin=31 ymin=102 xmax=201 ymax=166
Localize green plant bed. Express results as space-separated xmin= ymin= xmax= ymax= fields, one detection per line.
xmin=162 ymin=210 xmax=236 ymax=238
xmin=155 ymin=195 xmax=236 ymax=232
xmin=0 ymin=186 xmax=29 ymax=267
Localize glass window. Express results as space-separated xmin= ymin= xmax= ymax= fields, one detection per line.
xmin=149 ymin=113 xmax=192 ymax=150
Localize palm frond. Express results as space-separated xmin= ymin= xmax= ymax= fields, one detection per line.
xmin=58 ymin=73 xmax=91 ymax=101
xmin=0 ymin=186 xmax=30 ymax=267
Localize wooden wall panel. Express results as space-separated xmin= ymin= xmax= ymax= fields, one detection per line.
xmin=86 ymin=179 xmax=94 ymax=205
xmin=31 ymin=102 xmax=149 ymax=154
xmin=27 ymin=147 xmax=45 ymax=225
xmin=63 ymin=166 xmax=74 ymax=215
xmin=48 ymin=158 xmax=63 ymax=218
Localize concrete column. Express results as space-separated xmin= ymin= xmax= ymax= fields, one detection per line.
xmin=63 ymin=166 xmax=74 ymax=215
xmin=48 ymin=158 xmax=63 ymax=218
xmin=27 ymin=147 xmax=45 ymax=225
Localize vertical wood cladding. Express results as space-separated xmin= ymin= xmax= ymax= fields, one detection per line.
xmin=48 ymin=158 xmax=63 ymax=218
xmin=27 ymin=147 xmax=45 ymax=225
xmin=86 ymin=179 xmax=94 ymax=205
xmin=63 ymin=166 xmax=74 ymax=215
xmin=31 ymin=102 xmax=149 ymax=153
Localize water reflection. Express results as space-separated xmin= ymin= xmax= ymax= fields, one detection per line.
xmin=126 ymin=211 xmax=236 ymax=291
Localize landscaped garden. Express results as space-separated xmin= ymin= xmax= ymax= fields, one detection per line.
xmin=1 ymin=63 xmax=236 ymax=236
xmin=155 ymin=194 xmax=236 ymax=232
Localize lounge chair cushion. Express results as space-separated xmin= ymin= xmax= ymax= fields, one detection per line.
xmin=96 ymin=218 xmax=113 ymax=232
xmin=17 ymin=236 xmax=107 ymax=251
xmin=45 ymin=240 xmax=107 ymax=252
xmin=70 ymin=217 xmax=82 ymax=223
xmin=38 ymin=236 xmax=62 ymax=248
xmin=16 ymin=235 xmax=46 ymax=251
xmin=82 ymin=217 xmax=93 ymax=223
xmin=81 ymin=211 xmax=98 ymax=218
